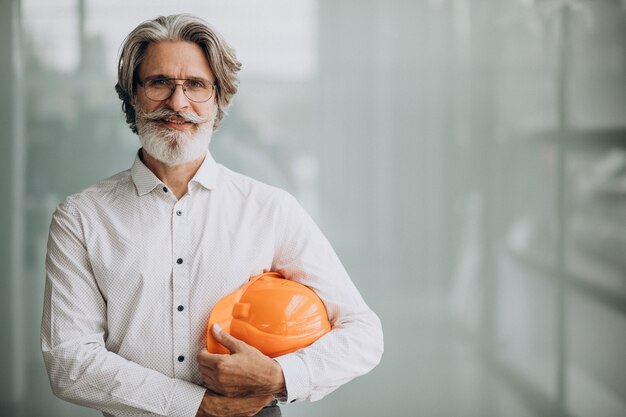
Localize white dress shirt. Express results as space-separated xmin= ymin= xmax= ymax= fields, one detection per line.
xmin=41 ymin=151 xmax=384 ymax=417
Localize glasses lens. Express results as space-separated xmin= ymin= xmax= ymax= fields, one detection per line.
xmin=144 ymin=79 xmax=174 ymax=101
xmin=183 ymin=81 xmax=214 ymax=103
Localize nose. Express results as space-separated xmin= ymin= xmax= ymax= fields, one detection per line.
xmin=165 ymin=83 xmax=190 ymax=112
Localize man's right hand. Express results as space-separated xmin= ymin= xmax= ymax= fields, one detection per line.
xmin=195 ymin=390 xmax=274 ymax=417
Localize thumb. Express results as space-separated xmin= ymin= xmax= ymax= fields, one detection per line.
xmin=212 ymin=323 xmax=246 ymax=353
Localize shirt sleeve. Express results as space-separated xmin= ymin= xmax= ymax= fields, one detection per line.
xmin=40 ymin=199 xmax=206 ymax=417
xmin=271 ymin=192 xmax=384 ymax=403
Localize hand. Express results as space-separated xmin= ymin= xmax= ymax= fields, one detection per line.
xmin=197 ymin=324 xmax=286 ymax=397
xmin=195 ymin=390 xmax=274 ymax=417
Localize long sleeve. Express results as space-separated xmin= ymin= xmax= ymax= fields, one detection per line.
xmin=41 ymin=154 xmax=383 ymax=413
xmin=271 ymin=193 xmax=384 ymax=402
xmin=40 ymin=199 xmax=205 ymax=417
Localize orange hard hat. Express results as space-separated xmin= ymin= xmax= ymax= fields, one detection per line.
xmin=206 ymin=272 xmax=331 ymax=358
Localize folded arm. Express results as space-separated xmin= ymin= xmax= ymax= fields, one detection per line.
xmin=41 ymin=200 xmax=205 ymax=417
xmin=269 ymin=193 xmax=385 ymax=403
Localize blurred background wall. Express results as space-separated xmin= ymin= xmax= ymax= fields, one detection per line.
xmin=1 ymin=0 xmax=625 ymax=416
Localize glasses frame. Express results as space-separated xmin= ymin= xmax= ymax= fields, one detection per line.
xmin=137 ymin=77 xmax=217 ymax=103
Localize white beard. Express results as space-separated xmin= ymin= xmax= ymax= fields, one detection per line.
xmin=135 ymin=108 xmax=216 ymax=166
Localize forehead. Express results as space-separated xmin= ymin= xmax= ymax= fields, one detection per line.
xmin=139 ymin=40 xmax=214 ymax=80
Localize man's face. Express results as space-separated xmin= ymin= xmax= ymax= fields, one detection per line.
xmin=136 ymin=40 xmax=216 ymax=131
xmin=134 ymin=40 xmax=218 ymax=166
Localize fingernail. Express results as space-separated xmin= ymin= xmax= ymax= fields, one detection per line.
xmin=212 ymin=323 xmax=222 ymax=333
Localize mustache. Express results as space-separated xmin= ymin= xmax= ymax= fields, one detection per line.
xmin=137 ymin=108 xmax=208 ymax=124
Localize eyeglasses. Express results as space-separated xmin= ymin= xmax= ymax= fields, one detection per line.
xmin=138 ymin=77 xmax=216 ymax=103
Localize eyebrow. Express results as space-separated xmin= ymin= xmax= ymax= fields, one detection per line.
xmin=144 ymin=74 xmax=214 ymax=83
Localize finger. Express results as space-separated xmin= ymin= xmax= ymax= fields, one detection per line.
xmin=196 ymin=349 xmax=219 ymax=367
xmin=211 ymin=323 xmax=247 ymax=353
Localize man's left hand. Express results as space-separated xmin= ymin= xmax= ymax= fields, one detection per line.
xmin=197 ymin=324 xmax=287 ymax=397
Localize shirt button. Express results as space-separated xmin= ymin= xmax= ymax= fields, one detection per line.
xmin=178 ymin=355 xmax=185 ymax=362
xmin=176 ymin=258 xmax=183 ymax=264
xmin=177 ymin=305 xmax=184 ymax=312
xmin=162 ymin=186 xmax=168 ymax=192
xmin=176 ymin=210 xmax=183 ymax=216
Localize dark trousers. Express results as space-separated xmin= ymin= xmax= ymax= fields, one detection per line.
xmin=254 ymin=401 xmax=281 ymax=417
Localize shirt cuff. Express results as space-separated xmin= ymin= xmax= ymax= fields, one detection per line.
xmin=168 ymin=380 xmax=206 ymax=417
xmin=273 ymin=353 xmax=310 ymax=404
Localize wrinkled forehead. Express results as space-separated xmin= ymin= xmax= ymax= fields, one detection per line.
xmin=139 ymin=40 xmax=214 ymax=81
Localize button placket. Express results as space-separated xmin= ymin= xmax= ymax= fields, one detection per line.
xmin=171 ymin=199 xmax=190 ymax=378
xmin=159 ymin=184 xmax=176 ymax=203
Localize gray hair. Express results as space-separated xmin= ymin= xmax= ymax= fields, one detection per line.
xmin=115 ymin=14 xmax=241 ymax=133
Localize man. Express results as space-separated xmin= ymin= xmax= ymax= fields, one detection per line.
xmin=41 ymin=14 xmax=383 ymax=417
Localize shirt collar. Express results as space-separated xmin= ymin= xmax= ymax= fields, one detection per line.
xmin=130 ymin=149 xmax=218 ymax=196
xmin=131 ymin=150 xmax=162 ymax=196
xmin=189 ymin=151 xmax=218 ymax=191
